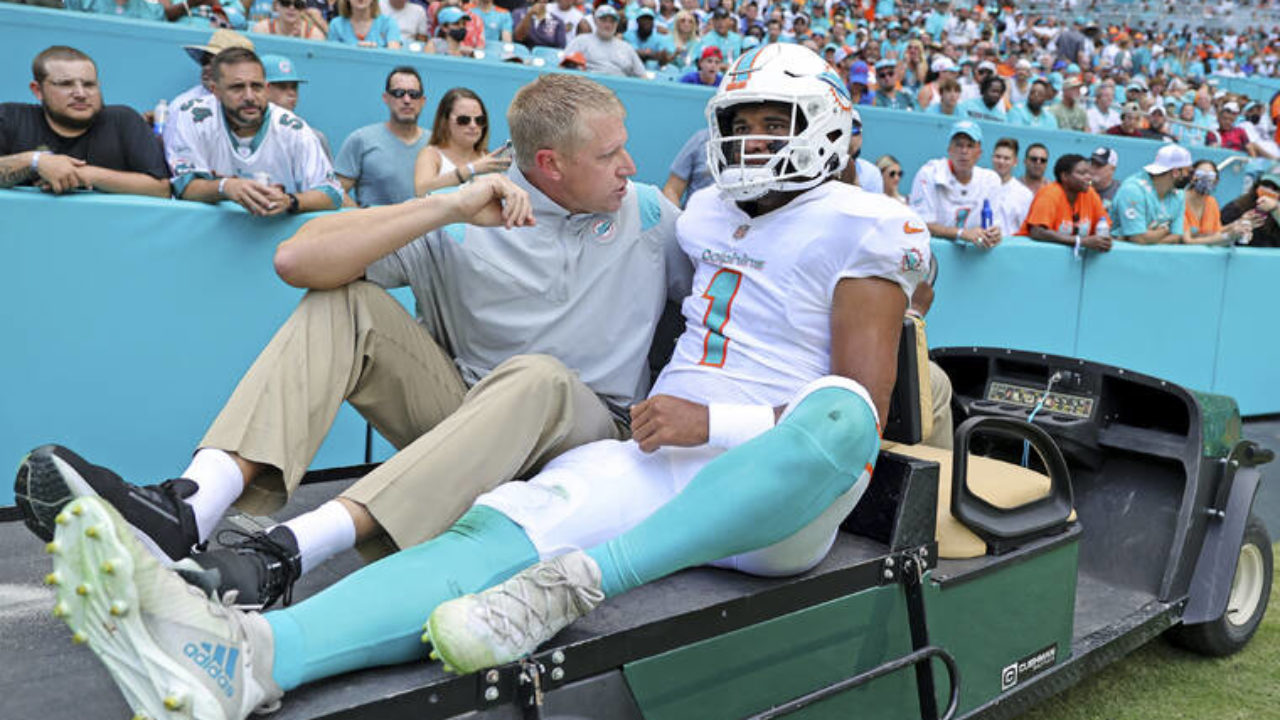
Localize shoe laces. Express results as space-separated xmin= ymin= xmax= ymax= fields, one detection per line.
xmin=475 ymin=563 xmax=604 ymax=649
xmin=213 ymin=528 xmax=302 ymax=608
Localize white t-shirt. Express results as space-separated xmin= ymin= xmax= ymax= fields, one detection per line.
xmin=549 ymin=4 xmax=586 ymax=40
xmin=379 ymin=0 xmax=428 ymax=42
xmin=652 ymin=181 xmax=929 ymax=408
xmin=908 ymin=158 xmax=1003 ymax=231
xmin=853 ymin=157 xmax=884 ymax=194
xmin=166 ymin=97 xmax=341 ymax=205
xmin=994 ymin=177 xmax=1034 ymax=236
xmin=1087 ymin=105 xmax=1121 ymax=134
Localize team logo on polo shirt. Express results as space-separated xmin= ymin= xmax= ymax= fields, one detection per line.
xmin=591 ymin=218 xmax=616 ymax=241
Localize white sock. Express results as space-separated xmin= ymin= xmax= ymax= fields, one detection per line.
xmin=181 ymin=448 xmax=245 ymax=543
xmin=278 ymin=501 xmax=357 ymax=575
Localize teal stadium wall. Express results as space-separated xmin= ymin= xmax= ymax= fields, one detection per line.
xmin=2 ymin=6 xmax=1278 ymax=509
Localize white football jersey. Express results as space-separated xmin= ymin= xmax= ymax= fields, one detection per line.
xmin=166 ymin=96 xmax=341 ymax=204
xmin=651 ymin=181 xmax=930 ymax=408
xmin=909 ymin=158 xmax=1002 ymax=232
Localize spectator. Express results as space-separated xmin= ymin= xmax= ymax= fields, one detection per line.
xmin=839 ymin=109 xmax=883 ymax=194
xmin=166 ymin=48 xmax=341 ymax=215
xmin=1106 ymin=102 xmax=1145 ymax=138
xmin=514 ymin=1 xmax=567 ymax=49
xmin=428 ymin=6 xmax=478 ymax=56
xmin=0 ymin=46 xmax=169 ymax=198
xmin=846 ymin=60 xmax=872 ymax=106
xmin=1143 ymin=105 xmax=1177 ymax=142
xmin=909 ymin=120 xmax=1002 ymax=248
xmin=1089 ymin=146 xmax=1120 ymax=217
xmin=547 ymin=0 xmax=589 ymax=43
xmin=1008 ymin=78 xmax=1058 ymax=129
xmin=1220 ymin=173 xmax=1280 ymax=248
xmin=661 ymin=127 xmax=710 ymax=208
xmin=917 ymin=55 xmax=958 ymax=108
xmin=1112 ymin=143 xmax=1192 ymax=244
xmin=563 ymin=6 xmax=646 ymax=77
xmin=1238 ymin=101 xmax=1280 ymax=159
xmin=696 ymin=7 xmax=743 ymax=63
xmin=924 ymin=77 xmax=961 ymax=117
xmin=1049 ymin=77 xmax=1088 ymax=132
xmin=1172 ymin=99 xmax=1208 ymax=147
xmin=329 ymin=0 xmax=402 ymax=48
xmin=166 ymin=31 xmax=255 ymax=153
xmin=413 ymin=87 xmax=510 ymax=196
xmin=958 ymin=74 xmax=1007 ymax=122
xmin=680 ymin=47 xmax=723 ymax=86
xmin=1021 ymin=142 xmax=1049 ymax=195
xmin=253 ymin=0 xmax=327 ymax=38
xmin=626 ymin=8 xmax=674 ymax=68
xmin=1206 ymin=101 xmax=1255 ymax=154
xmin=873 ymin=59 xmax=917 ymax=111
xmin=335 ymin=67 xmax=429 ymax=207
xmin=64 ymin=0 xmax=208 ymax=22
xmin=668 ymin=10 xmax=701 ymax=67
xmin=876 ymin=154 xmax=907 ymax=204
xmin=1017 ymin=153 xmax=1111 ymax=253
xmin=468 ymin=0 xmax=513 ymax=44
xmin=379 ymin=0 xmax=429 ymax=44
xmin=991 ymin=137 xmax=1033 ymax=238
xmin=1184 ymin=159 xmax=1252 ymax=245
xmin=1087 ymin=83 xmax=1120 ymax=134
xmin=1008 ymin=58 xmax=1033 ymax=105
xmin=261 ymin=54 xmax=332 ymax=160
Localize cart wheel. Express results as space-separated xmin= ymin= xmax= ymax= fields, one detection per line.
xmin=1168 ymin=514 xmax=1273 ymax=657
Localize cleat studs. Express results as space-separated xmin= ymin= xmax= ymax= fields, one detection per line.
xmin=71 ymin=630 xmax=88 ymax=644
xmin=428 ymin=650 xmax=440 ymax=661
xmin=55 ymin=512 xmax=70 ymax=525
xmin=163 ymin=696 xmax=185 ymax=711
xmin=71 ymin=504 xmax=84 ymax=516
xmin=45 ymin=541 xmax=60 ymax=554
xmin=443 ymin=663 xmax=455 ymax=673
xmin=109 ymin=601 xmax=129 ymax=617
xmin=52 ymin=601 xmax=69 ymax=618
xmin=101 ymin=560 xmax=116 ymax=574
xmin=421 ymin=633 xmax=432 ymax=645
xmin=75 ymin=584 xmax=91 ymax=596
xmin=44 ymin=572 xmax=61 ymax=586
xmin=85 ymin=525 xmax=101 ymax=539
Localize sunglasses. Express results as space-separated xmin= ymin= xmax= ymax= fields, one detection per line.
xmin=454 ymin=114 xmax=487 ymax=126
xmin=886 ymin=169 xmax=902 ymax=177
xmin=388 ymin=88 xmax=423 ymax=99
xmin=1027 ymin=156 xmax=1049 ymax=164
xmin=278 ymin=0 xmax=306 ymax=7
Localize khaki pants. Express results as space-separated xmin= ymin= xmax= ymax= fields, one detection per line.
xmin=201 ymin=281 xmax=624 ymax=558
xmin=923 ymin=360 xmax=954 ymax=450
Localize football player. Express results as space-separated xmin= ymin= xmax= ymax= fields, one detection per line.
xmin=44 ymin=44 xmax=929 ymax=719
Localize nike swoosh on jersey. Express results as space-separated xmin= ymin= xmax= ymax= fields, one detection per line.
xmin=903 ymin=222 xmax=927 ymax=234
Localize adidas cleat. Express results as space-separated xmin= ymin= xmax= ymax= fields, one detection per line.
xmin=50 ymin=496 xmax=282 ymax=720
xmin=426 ymin=551 xmax=604 ymax=675
xmin=16 ymin=444 xmax=201 ymax=564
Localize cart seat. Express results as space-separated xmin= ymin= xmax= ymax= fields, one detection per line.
xmin=881 ymin=441 xmax=1077 ymax=559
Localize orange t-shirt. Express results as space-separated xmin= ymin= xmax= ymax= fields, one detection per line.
xmin=1017 ymin=182 xmax=1110 ymax=237
xmin=1185 ymin=195 xmax=1222 ymax=237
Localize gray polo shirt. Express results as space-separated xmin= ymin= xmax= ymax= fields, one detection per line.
xmin=564 ymin=33 xmax=647 ymax=78
xmin=366 ymin=167 xmax=689 ymax=409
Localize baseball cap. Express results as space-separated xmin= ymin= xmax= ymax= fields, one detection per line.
xmin=1121 ymin=101 xmax=1142 ymax=117
xmin=792 ymin=10 xmax=810 ymax=23
xmin=1149 ymin=104 xmax=1166 ymax=116
xmin=634 ymin=7 xmax=655 ymax=18
xmin=977 ymin=60 xmax=997 ymax=73
xmin=930 ymin=56 xmax=957 ymax=73
xmin=700 ymin=45 xmax=723 ymax=61
xmin=1125 ymin=80 xmax=1148 ymax=93
xmin=1015 ymin=58 xmax=1032 ymax=70
xmin=183 ymin=29 xmax=254 ymax=65
xmin=949 ymin=120 xmax=982 ymax=144
xmin=849 ymin=60 xmax=870 ymax=85
xmin=1221 ymin=101 xmax=1241 ymax=113
xmin=711 ymin=6 xmax=731 ymax=18
xmin=1245 ymin=101 xmax=1262 ymax=112
xmin=1063 ymin=76 xmax=1083 ymax=89
xmin=875 ymin=58 xmax=897 ymax=71
xmin=1143 ymin=143 xmax=1192 ymax=175
xmin=1090 ymin=147 xmax=1118 ymax=167
xmin=261 ymin=54 xmax=306 ymax=84
xmin=560 ymin=51 xmax=587 ymax=68
xmin=437 ymin=6 xmax=465 ymax=23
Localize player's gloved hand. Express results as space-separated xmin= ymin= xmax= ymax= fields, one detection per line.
xmin=36 ymin=153 xmax=88 ymax=194
xmin=630 ymin=394 xmax=709 ymax=453
xmin=448 ymin=174 xmax=535 ymax=229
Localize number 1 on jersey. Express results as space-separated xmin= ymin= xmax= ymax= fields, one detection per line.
xmin=699 ymin=268 xmax=743 ymax=367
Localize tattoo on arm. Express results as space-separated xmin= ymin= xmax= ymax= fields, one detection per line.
xmin=0 ymin=155 xmax=36 ymax=188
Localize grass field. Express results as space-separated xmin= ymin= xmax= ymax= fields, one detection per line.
xmin=1020 ymin=543 xmax=1279 ymax=720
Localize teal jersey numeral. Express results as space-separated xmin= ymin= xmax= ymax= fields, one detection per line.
xmin=699 ymin=269 xmax=743 ymax=367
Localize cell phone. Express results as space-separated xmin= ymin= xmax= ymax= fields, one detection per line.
xmin=496 ymin=139 xmax=513 ymax=157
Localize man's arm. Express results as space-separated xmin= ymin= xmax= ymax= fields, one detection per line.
xmin=0 ymin=151 xmax=40 ymax=188
xmin=77 ymin=166 xmax=171 ymax=197
xmin=830 ymin=277 xmax=907 ymax=429
xmin=661 ymin=173 xmax=688 ymax=207
xmin=338 ymin=175 xmax=359 ymax=206
xmin=274 ymin=173 xmax=534 ymax=289
xmin=1123 ymin=225 xmax=1177 ymax=244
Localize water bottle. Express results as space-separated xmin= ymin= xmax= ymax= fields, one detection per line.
xmin=1096 ymin=217 xmax=1110 ymax=238
xmin=980 ymin=199 xmax=993 ymax=229
xmin=153 ymin=99 xmax=168 ymax=137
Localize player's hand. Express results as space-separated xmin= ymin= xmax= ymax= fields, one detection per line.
xmin=474 ymin=148 xmax=513 ymax=176
xmin=1082 ymin=234 xmax=1112 ymax=252
xmin=36 ymin=154 xmax=88 ymax=194
xmin=630 ymin=394 xmax=709 ymax=453
xmin=448 ymin=174 xmax=535 ymax=229
xmin=224 ymin=177 xmax=282 ymax=216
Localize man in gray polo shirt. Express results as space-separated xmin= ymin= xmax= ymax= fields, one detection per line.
xmin=17 ymin=73 xmax=689 ymax=608
xmin=563 ymin=4 xmax=646 ymax=78
xmin=334 ymin=66 xmax=430 ymax=206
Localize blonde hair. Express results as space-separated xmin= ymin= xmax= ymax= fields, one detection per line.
xmin=337 ymin=0 xmax=378 ymax=18
xmin=508 ymin=73 xmax=624 ymax=170
xmin=671 ymin=10 xmax=700 ymax=47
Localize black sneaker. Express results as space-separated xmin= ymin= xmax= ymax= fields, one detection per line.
xmin=180 ymin=526 xmax=303 ymax=609
xmin=14 ymin=444 xmax=201 ymax=563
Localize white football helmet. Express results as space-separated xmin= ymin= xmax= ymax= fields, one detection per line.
xmin=705 ymin=43 xmax=854 ymax=201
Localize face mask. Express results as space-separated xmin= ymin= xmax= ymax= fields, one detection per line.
xmin=1191 ymin=171 xmax=1217 ymax=194
xmin=447 ymin=27 xmax=467 ymax=41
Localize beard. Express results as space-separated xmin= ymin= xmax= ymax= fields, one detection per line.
xmin=1174 ymin=174 xmax=1191 ymax=189
xmin=225 ymin=103 xmax=264 ymax=131
xmin=44 ymin=103 xmax=98 ymax=132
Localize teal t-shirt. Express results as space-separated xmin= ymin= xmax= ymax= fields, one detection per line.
xmin=694 ymin=30 xmax=743 ymax=62
xmin=1007 ymin=104 xmax=1059 ymax=129
xmin=328 ymin=15 xmax=400 ymax=46
xmin=873 ymin=90 xmax=917 ymax=111
xmin=473 ymin=6 xmax=513 ymax=42
xmin=66 ymin=0 xmax=164 ymax=21
xmin=1113 ymin=172 xmax=1185 ymax=238
xmin=958 ymin=97 xmax=1007 ymax=122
